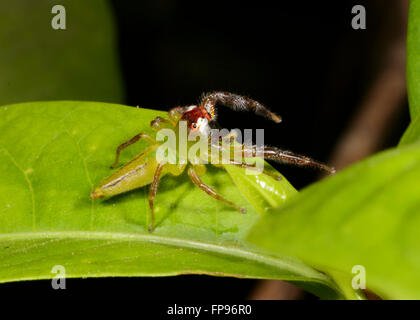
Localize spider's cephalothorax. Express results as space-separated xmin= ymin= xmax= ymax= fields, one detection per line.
xmin=92 ymin=91 xmax=334 ymax=232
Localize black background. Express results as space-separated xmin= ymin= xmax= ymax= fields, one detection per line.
xmin=1 ymin=0 xmax=409 ymax=299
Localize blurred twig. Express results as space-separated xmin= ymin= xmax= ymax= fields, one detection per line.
xmin=249 ymin=280 xmax=303 ymax=300
xmin=329 ymin=0 xmax=409 ymax=170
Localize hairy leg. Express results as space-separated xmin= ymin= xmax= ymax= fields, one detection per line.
xmin=148 ymin=163 xmax=165 ymax=232
xmin=240 ymin=145 xmax=335 ymax=173
xmin=187 ymin=166 xmax=246 ymax=213
xmin=200 ymin=91 xmax=281 ymax=123
xmin=110 ymin=132 xmax=155 ymax=169
xmin=226 ymin=160 xmax=282 ymax=180
xmin=219 ymin=130 xmax=238 ymax=143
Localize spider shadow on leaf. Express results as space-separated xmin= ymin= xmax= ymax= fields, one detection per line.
xmin=96 ymin=171 xmax=194 ymax=230
xmin=96 ymin=164 xmax=237 ymax=230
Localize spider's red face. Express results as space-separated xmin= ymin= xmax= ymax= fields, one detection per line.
xmin=181 ymin=106 xmax=211 ymax=135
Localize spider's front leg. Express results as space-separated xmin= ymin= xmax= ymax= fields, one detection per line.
xmin=200 ymin=91 xmax=282 ymax=123
xmin=110 ymin=132 xmax=155 ymax=169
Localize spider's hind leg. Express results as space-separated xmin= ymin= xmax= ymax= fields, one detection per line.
xmin=226 ymin=160 xmax=282 ymax=180
xmin=241 ymin=146 xmax=335 ymax=174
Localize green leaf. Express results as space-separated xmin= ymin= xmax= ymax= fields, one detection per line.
xmin=224 ymin=163 xmax=297 ymax=215
xmin=327 ymin=270 xmax=366 ymax=300
xmin=0 ymin=101 xmax=341 ymax=298
xmin=400 ymin=1 xmax=420 ymax=146
xmin=399 ymin=114 xmax=420 ymax=146
xmin=0 ymin=0 xmax=123 ymax=105
xmin=407 ymin=0 xmax=420 ymax=120
xmin=248 ymin=144 xmax=420 ymax=299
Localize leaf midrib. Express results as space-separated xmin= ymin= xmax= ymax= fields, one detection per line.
xmin=0 ymin=230 xmax=333 ymax=284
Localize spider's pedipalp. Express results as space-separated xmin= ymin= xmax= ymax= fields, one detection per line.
xmin=200 ymin=91 xmax=282 ymax=123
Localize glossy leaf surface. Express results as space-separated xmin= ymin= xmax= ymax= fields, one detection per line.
xmin=0 ymin=101 xmax=340 ymax=298
xmin=248 ymin=144 xmax=420 ymax=299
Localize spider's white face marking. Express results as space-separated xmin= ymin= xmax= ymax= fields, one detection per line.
xmin=196 ymin=117 xmax=210 ymax=136
xmin=188 ymin=116 xmax=210 ymax=138
xmin=182 ymin=105 xmax=212 ymax=136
